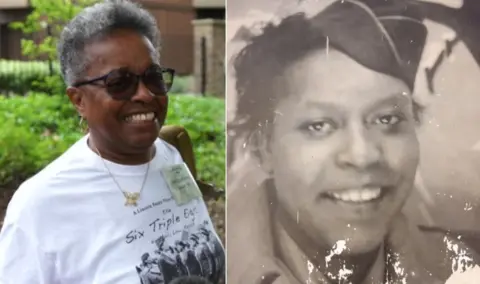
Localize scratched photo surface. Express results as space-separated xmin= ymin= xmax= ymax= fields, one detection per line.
xmin=226 ymin=0 xmax=480 ymax=283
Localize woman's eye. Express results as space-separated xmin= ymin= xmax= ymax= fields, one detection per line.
xmin=374 ymin=114 xmax=402 ymax=126
xmin=300 ymin=120 xmax=336 ymax=136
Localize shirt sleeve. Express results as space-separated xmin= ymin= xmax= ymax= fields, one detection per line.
xmin=0 ymin=222 xmax=56 ymax=284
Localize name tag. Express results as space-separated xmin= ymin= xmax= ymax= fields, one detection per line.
xmin=161 ymin=163 xmax=202 ymax=205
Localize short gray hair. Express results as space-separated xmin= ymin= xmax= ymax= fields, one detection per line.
xmin=57 ymin=0 xmax=160 ymax=86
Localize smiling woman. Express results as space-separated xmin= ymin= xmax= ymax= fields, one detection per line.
xmin=0 ymin=1 xmax=224 ymax=283
xmin=227 ymin=0 xmax=480 ymax=283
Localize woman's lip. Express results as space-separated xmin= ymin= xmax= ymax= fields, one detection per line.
xmin=125 ymin=119 xmax=158 ymax=125
xmin=123 ymin=111 xmax=158 ymax=118
xmin=319 ymin=186 xmax=393 ymax=203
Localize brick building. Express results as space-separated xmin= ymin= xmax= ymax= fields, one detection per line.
xmin=0 ymin=0 xmax=225 ymax=80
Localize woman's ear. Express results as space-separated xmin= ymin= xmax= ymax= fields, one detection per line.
xmin=252 ymin=126 xmax=275 ymax=175
xmin=67 ymin=87 xmax=86 ymax=118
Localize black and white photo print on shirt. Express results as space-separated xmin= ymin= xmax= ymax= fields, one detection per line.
xmin=123 ymin=192 xmax=224 ymax=284
xmin=135 ymin=225 xmax=224 ymax=284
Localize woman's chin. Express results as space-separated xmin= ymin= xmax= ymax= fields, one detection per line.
xmin=322 ymin=227 xmax=387 ymax=255
xmin=342 ymin=238 xmax=384 ymax=255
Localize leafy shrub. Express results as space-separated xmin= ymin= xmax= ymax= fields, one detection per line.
xmin=166 ymin=94 xmax=225 ymax=188
xmin=0 ymin=60 xmax=192 ymax=96
xmin=170 ymin=75 xmax=193 ymax=94
xmin=0 ymin=60 xmax=63 ymax=95
xmin=0 ymin=93 xmax=82 ymax=187
xmin=0 ymin=92 xmax=225 ymax=190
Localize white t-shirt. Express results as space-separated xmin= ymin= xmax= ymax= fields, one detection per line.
xmin=0 ymin=135 xmax=225 ymax=284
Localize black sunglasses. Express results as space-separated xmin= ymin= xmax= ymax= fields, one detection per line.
xmin=73 ymin=64 xmax=175 ymax=100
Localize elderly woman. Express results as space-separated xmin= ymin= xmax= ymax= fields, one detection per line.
xmin=227 ymin=0 xmax=480 ymax=283
xmin=0 ymin=1 xmax=224 ymax=283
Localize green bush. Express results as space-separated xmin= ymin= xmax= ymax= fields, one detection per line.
xmin=0 ymin=92 xmax=225 ymax=191
xmin=166 ymin=94 xmax=225 ymax=189
xmin=0 ymin=60 xmax=62 ymax=94
xmin=0 ymin=60 xmax=193 ymax=95
xmin=170 ymin=75 xmax=193 ymax=94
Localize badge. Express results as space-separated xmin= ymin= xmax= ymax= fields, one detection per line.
xmin=161 ymin=163 xmax=202 ymax=205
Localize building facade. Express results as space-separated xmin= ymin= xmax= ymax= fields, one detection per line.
xmin=0 ymin=0 xmax=225 ymax=78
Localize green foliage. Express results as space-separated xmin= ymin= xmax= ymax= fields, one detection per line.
xmin=0 ymin=60 xmax=191 ymax=96
xmin=9 ymin=0 xmax=98 ymax=61
xmin=6 ymin=0 xmax=96 ymax=95
xmin=170 ymin=76 xmax=193 ymax=94
xmin=166 ymin=95 xmax=225 ymax=189
xmin=0 ymin=92 xmax=225 ymax=191
xmin=0 ymin=60 xmax=63 ymax=94
xmin=0 ymin=93 xmax=80 ymax=186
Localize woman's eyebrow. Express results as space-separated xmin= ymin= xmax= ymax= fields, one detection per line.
xmin=365 ymin=94 xmax=411 ymax=112
xmin=302 ymin=93 xmax=409 ymax=113
xmin=303 ymin=101 xmax=344 ymax=113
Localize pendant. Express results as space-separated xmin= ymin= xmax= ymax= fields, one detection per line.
xmin=124 ymin=192 xmax=140 ymax=207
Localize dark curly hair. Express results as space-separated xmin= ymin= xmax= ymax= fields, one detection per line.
xmin=231 ymin=13 xmax=325 ymax=136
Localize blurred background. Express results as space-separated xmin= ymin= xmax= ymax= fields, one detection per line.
xmin=227 ymin=0 xmax=480 ymax=231
xmin=0 ymin=0 xmax=226 ymax=241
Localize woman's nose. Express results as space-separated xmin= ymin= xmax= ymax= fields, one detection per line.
xmin=336 ymin=124 xmax=383 ymax=170
xmin=131 ymin=81 xmax=154 ymax=103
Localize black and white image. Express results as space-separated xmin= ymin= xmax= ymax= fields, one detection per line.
xmin=227 ymin=0 xmax=480 ymax=283
xmin=136 ymin=226 xmax=224 ymax=284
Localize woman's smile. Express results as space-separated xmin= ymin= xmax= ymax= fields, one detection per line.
xmin=318 ymin=185 xmax=397 ymax=220
xmin=123 ymin=112 xmax=156 ymax=123
xmin=122 ymin=111 xmax=159 ymax=129
xmin=322 ymin=186 xmax=385 ymax=203
xmin=121 ymin=111 xmax=159 ymax=137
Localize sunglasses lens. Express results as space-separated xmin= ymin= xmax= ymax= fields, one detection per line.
xmin=144 ymin=65 xmax=174 ymax=95
xmin=162 ymin=70 xmax=174 ymax=92
xmin=105 ymin=69 xmax=137 ymax=100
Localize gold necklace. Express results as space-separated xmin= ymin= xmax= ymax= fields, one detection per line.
xmin=91 ymin=142 xmax=152 ymax=207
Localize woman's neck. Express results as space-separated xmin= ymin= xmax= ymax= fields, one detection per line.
xmin=272 ymin=206 xmax=385 ymax=284
xmin=87 ymin=136 xmax=155 ymax=165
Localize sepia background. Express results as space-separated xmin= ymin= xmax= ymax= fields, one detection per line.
xmin=226 ymin=0 xmax=480 ymax=230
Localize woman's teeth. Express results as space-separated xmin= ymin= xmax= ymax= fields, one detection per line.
xmin=125 ymin=112 xmax=155 ymax=122
xmin=329 ymin=187 xmax=382 ymax=203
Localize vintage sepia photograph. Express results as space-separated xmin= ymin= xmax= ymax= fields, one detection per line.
xmin=227 ymin=0 xmax=480 ymax=283
xmin=0 ymin=0 xmax=225 ymax=283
